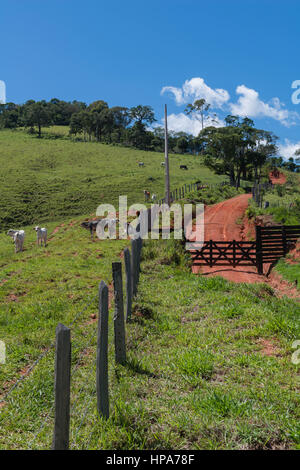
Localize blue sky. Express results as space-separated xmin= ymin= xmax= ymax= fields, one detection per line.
xmin=1 ymin=0 xmax=300 ymax=157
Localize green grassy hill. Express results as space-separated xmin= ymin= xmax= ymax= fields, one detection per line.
xmin=0 ymin=236 xmax=299 ymax=449
xmin=0 ymin=129 xmax=226 ymax=232
xmin=1 ymin=129 xmax=299 ymax=450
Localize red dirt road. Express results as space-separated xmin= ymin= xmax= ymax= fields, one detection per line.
xmin=204 ymin=194 xmax=252 ymax=241
xmin=191 ymin=194 xmax=264 ymax=283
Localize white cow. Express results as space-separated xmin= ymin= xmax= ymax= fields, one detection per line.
xmin=7 ymin=229 xmax=25 ymax=253
xmin=34 ymin=226 xmax=47 ymax=247
xmin=151 ymin=194 xmax=157 ymax=201
xmin=161 ymin=162 xmax=165 ymax=166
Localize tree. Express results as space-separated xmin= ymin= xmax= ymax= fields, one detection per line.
xmin=185 ymin=98 xmax=214 ymax=130
xmin=201 ymin=116 xmax=278 ymax=187
xmin=0 ymin=103 xmax=21 ymax=129
xmin=127 ymin=105 xmax=156 ymax=150
xmin=23 ymin=101 xmax=53 ymax=137
xmin=110 ymin=106 xmax=131 ymax=142
xmin=130 ymin=105 xmax=156 ymax=126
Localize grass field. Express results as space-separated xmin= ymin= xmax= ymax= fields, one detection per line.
xmin=0 ymin=238 xmax=299 ymax=450
xmin=0 ymin=129 xmax=299 ymax=450
xmin=276 ymin=256 xmax=300 ymax=288
xmin=0 ymin=128 xmax=227 ymax=232
xmin=246 ymin=172 xmax=300 ymax=224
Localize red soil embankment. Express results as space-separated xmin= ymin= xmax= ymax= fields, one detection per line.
xmin=269 ymin=170 xmax=287 ymax=185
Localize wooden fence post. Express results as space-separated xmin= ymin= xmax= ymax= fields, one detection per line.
xmin=209 ymin=240 xmax=213 ymax=267
xmin=124 ymin=247 xmax=132 ymax=322
xmin=112 ymin=262 xmax=126 ymax=365
xmin=131 ymin=239 xmax=138 ymax=297
xmin=256 ymin=225 xmax=263 ymax=275
xmin=282 ymin=226 xmax=287 ymax=255
xmin=96 ymin=281 xmax=109 ymax=419
xmin=233 ymin=240 xmax=236 ymax=268
xmin=52 ymin=323 xmax=71 ymax=450
xmin=136 ymin=237 xmax=143 ymax=287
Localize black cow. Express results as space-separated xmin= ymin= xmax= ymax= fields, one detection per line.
xmin=80 ymin=220 xmax=100 ymax=240
xmin=180 ymin=165 xmax=188 ymax=170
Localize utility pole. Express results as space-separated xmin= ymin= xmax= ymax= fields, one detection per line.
xmin=164 ymin=104 xmax=170 ymax=206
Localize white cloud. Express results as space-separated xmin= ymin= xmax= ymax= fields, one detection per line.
xmin=0 ymin=80 xmax=6 ymax=104
xmin=278 ymin=139 xmax=300 ymax=160
xmin=161 ymin=77 xmax=300 ymax=135
xmin=161 ymin=77 xmax=230 ymax=108
xmin=230 ymin=85 xmax=299 ymax=127
xmin=165 ymin=113 xmax=224 ymax=136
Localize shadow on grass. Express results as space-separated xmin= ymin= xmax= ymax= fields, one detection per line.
xmin=124 ymin=356 xmax=158 ymax=379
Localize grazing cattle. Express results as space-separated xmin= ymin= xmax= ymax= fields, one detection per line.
xmin=7 ymin=229 xmax=25 ymax=253
xmin=143 ymin=190 xmax=150 ymax=201
xmin=180 ymin=165 xmax=188 ymax=170
xmin=151 ymin=194 xmax=157 ymax=201
xmin=161 ymin=162 xmax=165 ymax=166
xmin=80 ymin=220 xmax=100 ymax=240
xmin=138 ymin=162 xmax=145 ymax=167
xmin=34 ymin=226 xmax=47 ymax=247
xmin=81 ymin=218 xmax=119 ymax=239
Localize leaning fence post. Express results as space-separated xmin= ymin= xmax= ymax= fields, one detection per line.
xmin=96 ymin=281 xmax=109 ymax=419
xmin=124 ymin=247 xmax=132 ymax=322
xmin=112 ymin=262 xmax=126 ymax=365
xmin=131 ymin=239 xmax=138 ymax=297
xmin=52 ymin=323 xmax=71 ymax=450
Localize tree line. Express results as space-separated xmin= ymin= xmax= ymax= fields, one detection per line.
xmin=0 ymin=98 xmax=202 ymax=153
xmin=1 ymin=97 xmax=299 ymax=187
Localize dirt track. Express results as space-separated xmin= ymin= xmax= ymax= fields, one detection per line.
xmin=189 ymin=173 xmax=300 ymax=295
xmin=191 ymin=194 xmax=264 ymax=283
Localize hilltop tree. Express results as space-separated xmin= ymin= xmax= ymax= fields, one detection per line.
xmin=185 ymin=98 xmax=215 ymax=130
xmin=201 ymin=116 xmax=278 ymax=187
xmin=23 ymin=101 xmax=53 ymax=137
xmin=110 ymin=106 xmax=131 ymax=142
xmin=130 ymin=105 xmax=156 ymax=126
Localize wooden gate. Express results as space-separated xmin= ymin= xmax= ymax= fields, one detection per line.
xmin=192 ymin=225 xmax=300 ymax=273
xmin=192 ymin=240 xmax=257 ymax=268
xmin=256 ymin=225 xmax=300 ymax=274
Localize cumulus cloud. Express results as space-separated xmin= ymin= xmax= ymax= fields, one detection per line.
xmin=161 ymin=77 xmax=230 ymax=108
xmin=165 ymin=113 xmax=224 ymax=136
xmin=0 ymin=80 xmax=6 ymax=104
xmin=230 ymin=85 xmax=299 ymax=127
xmin=278 ymin=139 xmax=300 ymax=160
xmin=161 ymin=77 xmax=300 ymax=135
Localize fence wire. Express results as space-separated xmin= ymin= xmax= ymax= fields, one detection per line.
xmin=26 ymin=323 xmax=98 ymax=450
xmin=0 ymin=292 xmax=98 ymax=405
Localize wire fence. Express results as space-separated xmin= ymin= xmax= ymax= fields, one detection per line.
xmin=0 ymin=292 xmax=98 ymax=408
xmin=1 ymin=237 xmax=143 ymax=450
xmin=157 ymin=179 xmax=248 ymax=205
